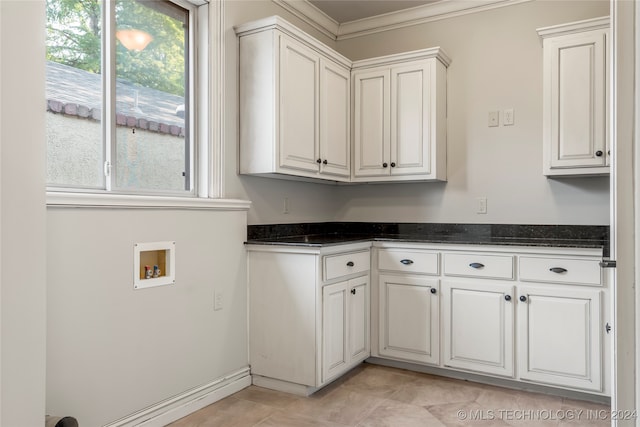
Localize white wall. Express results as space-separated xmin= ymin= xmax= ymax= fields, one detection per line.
xmin=223 ymin=0 xmax=611 ymax=226
xmin=331 ymin=0 xmax=611 ymax=225
xmin=0 ymin=1 xmax=47 ymax=426
xmin=44 ymin=3 xmax=259 ymax=426
xmin=46 ymin=209 xmax=249 ymax=426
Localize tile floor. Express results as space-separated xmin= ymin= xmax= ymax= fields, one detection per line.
xmin=169 ymin=363 xmax=611 ymax=427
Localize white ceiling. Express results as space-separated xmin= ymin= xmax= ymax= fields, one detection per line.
xmin=308 ymin=0 xmax=439 ymax=23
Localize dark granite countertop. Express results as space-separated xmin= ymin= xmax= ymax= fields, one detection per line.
xmin=246 ymin=222 xmax=609 ymax=255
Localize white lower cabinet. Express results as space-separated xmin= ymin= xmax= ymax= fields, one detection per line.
xmin=441 ymin=280 xmax=515 ymax=377
xmin=248 ymin=241 xmax=607 ymax=397
xmin=517 ymin=285 xmax=602 ymax=391
xmin=322 ymin=275 xmax=370 ymax=383
xmin=247 ymin=243 xmax=370 ymax=395
xmin=378 ymin=274 xmax=439 ymax=365
xmin=373 ymin=243 xmax=608 ymax=396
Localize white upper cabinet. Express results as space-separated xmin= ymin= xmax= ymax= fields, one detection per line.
xmin=236 ymin=17 xmax=449 ymax=184
xmin=320 ymin=58 xmax=351 ymax=178
xmin=352 ymin=50 xmax=449 ymax=182
xmin=353 ymin=68 xmax=390 ymax=178
xmin=279 ymin=36 xmax=320 ymax=173
xmin=538 ymin=17 xmax=610 ymax=177
xmin=236 ymin=17 xmax=352 ymax=182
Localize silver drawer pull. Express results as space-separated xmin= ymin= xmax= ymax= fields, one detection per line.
xmin=346 ymin=261 xmax=355 ymax=267
xmin=400 ymin=259 xmax=414 ymax=265
xmin=549 ymin=267 xmax=567 ymax=274
xmin=469 ymin=262 xmax=485 ymax=269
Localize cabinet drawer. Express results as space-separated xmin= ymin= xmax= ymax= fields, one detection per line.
xmin=443 ymin=253 xmax=514 ymax=280
xmin=519 ymin=257 xmax=602 ymax=286
xmin=324 ymin=250 xmax=370 ymax=281
xmin=378 ymin=249 xmax=439 ymax=275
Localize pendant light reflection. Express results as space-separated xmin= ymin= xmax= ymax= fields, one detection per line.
xmin=116 ymin=29 xmax=153 ymax=52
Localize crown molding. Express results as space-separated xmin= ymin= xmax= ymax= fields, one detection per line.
xmin=536 ymin=16 xmax=610 ymax=40
xmin=234 ymin=15 xmax=352 ymax=68
xmin=272 ymin=0 xmax=534 ymax=41
xmin=352 ymin=46 xmax=451 ymax=69
xmin=271 ymin=0 xmax=339 ymax=40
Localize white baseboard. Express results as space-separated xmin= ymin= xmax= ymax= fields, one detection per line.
xmin=104 ymin=367 xmax=251 ymax=427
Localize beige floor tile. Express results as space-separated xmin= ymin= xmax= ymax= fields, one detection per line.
xmin=427 ymin=401 xmax=510 ymax=426
xmin=557 ymin=398 xmax=612 ymax=426
xmin=168 ymin=396 xmax=277 ymax=427
xmin=356 ymin=399 xmax=446 ymax=427
xmin=256 ymin=412 xmax=351 ymax=427
xmin=390 ymin=375 xmax=484 ymax=407
xmin=474 ymin=385 xmax=564 ymax=426
xmin=286 ymin=386 xmax=385 ymax=425
xmin=169 ymin=365 xmax=613 ymax=427
xmin=232 ymin=385 xmax=301 ymax=409
xmin=340 ymin=364 xmax=420 ymax=398
xmin=476 ymin=384 xmax=563 ymax=408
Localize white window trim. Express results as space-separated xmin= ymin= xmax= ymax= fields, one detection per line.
xmin=46 ymin=191 xmax=251 ymax=210
xmin=207 ymin=0 xmax=225 ymax=199
xmin=46 ymin=0 xmax=238 ymax=208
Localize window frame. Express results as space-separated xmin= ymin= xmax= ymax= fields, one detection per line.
xmin=46 ymin=0 xmax=227 ymax=206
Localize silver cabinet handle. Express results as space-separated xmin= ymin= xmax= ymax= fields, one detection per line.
xmin=400 ymin=259 xmax=414 ymax=265
xmin=549 ymin=267 xmax=567 ymax=274
xmin=346 ymin=261 xmax=354 ymax=267
xmin=469 ymin=262 xmax=485 ymax=269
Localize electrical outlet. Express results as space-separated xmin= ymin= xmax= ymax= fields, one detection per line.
xmin=283 ymin=197 xmax=290 ymax=214
xmin=504 ymin=108 xmax=514 ymax=126
xmin=214 ymin=291 xmax=223 ymax=311
xmin=476 ymin=197 xmax=487 ymax=214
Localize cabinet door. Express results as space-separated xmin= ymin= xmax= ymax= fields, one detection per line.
xmin=442 ymin=280 xmax=515 ymax=377
xmin=320 ymin=59 xmax=350 ymax=179
xmin=544 ymin=29 xmax=608 ymax=172
xmin=379 ymin=275 xmax=439 ymax=365
xmin=390 ymin=61 xmax=432 ymax=176
xmin=322 ymin=281 xmax=349 ymax=382
xmin=349 ymin=276 xmax=370 ymax=362
xmin=279 ymin=35 xmax=320 ymax=173
xmin=353 ymin=68 xmax=390 ymax=178
xmin=518 ymin=285 xmax=602 ymax=391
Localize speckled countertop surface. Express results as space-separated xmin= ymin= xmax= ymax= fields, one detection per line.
xmin=245 ymin=222 xmax=609 ymax=254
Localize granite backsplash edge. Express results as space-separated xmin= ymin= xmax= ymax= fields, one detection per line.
xmin=247 ymin=222 xmax=609 ymax=247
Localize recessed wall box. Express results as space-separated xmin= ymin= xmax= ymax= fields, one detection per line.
xmin=134 ymin=241 xmax=176 ymax=289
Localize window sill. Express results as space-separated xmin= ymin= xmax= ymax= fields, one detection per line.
xmin=46 ymin=191 xmax=251 ymax=211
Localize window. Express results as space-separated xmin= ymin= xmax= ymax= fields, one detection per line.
xmin=46 ymin=0 xmax=206 ymax=196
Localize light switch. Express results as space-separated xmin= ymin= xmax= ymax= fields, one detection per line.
xmin=488 ymin=111 xmax=499 ymax=127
